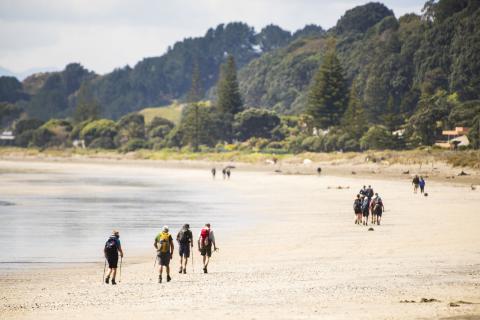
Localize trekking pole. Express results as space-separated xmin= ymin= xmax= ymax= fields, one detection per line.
xmin=102 ymin=258 xmax=106 ymax=284
xmin=119 ymin=256 xmax=123 ymax=283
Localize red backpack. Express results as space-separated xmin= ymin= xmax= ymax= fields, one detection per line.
xmin=200 ymin=228 xmax=210 ymax=248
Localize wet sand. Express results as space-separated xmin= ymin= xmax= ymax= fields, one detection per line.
xmin=1 ymin=159 xmax=479 ymax=319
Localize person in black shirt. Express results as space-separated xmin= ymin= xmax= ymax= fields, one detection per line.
xmin=176 ymin=224 xmax=193 ymax=274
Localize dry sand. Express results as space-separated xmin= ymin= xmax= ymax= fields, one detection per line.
xmin=1 ymin=159 xmax=480 ymax=320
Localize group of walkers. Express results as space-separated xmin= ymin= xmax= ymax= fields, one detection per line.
xmin=211 ymin=167 xmax=232 ymax=179
xmin=103 ymin=223 xmax=218 ymax=285
xmin=353 ymin=185 xmax=385 ymax=226
xmin=412 ymin=175 xmax=426 ymax=194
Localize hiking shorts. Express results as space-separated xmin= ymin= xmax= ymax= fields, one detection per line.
xmin=157 ymin=252 xmax=171 ymax=266
xmin=362 ymin=209 xmax=369 ymax=217
xmin=106 ymin=253 xmax=118 ymax=269
xmin=179 ymin=243 xmax=190 ymax=258
xmin=200 ymin=245 xmax=212 ymax=257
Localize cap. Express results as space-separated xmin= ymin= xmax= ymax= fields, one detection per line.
xmin=163 ymin=225 xmax=169 ymax=232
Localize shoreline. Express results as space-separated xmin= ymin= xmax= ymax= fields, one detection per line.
xmin=1 ymin=159 xmax=480 ymax=319
xmin=1 ymin=148 xmax=479 ymax=186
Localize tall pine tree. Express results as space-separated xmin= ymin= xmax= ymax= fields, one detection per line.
xmin=186 ymin=61 xmax=203 ymax=151
xmin=187 ymin=61 xmax=203 ymax=103
xmin=341 ymin=79 xmax=367 ymax=137
xmin=74 ymin=83 xmax=101 ymax=123
xmin=306 ymin=49 xmax=347 ymax=129
xmin=216 ymin=55 xmax=243 ymax=141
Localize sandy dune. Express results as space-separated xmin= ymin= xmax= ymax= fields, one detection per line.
xmin=1 ymin=160 xmax=480 ymax=319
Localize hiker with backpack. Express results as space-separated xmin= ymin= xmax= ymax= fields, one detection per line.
xmin=365 ymin=185 xmax=374 ymax=223
xmin=353 ymin=194 xmax=363 ymax=225
xmin=198 ymin=223 xmax=218 ymax=273
xmin=361 ymin=195 xmax=370 ymax=226
xmin=154 ymin=226 xmax=174 ymax=283
xmin=176 ymin=224 xmax=193 ymax=274
xmin=359 ymin=185 xmax=367 ymax=197
xmin=371 ymin=193 xmax=385 ymax=225
xmin=104 ymin=230 xmax=124 ymax=285
xmin=211 ymin=168 xmax=216 ymax=179
xmin=412 ymin=175 xmax=420 ymax=193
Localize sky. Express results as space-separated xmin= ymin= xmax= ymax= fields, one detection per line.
xmin=0 ymin=0 xmax=425 ymax=76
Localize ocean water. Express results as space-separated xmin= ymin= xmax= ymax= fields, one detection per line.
xmin=0 ymin=163 xmax=252 ymax=271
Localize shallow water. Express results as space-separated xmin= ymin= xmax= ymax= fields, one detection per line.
xmin=0 ymin=163 xmax=252 ymax=271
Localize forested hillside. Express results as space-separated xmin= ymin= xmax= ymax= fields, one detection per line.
xmin=1 ymin=0 xmax=479 ymax=152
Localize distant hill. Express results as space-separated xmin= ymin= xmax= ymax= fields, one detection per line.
xmin=1 ymin=0 xmax=479 ymax=130
xmin=238 ymin=1 xmax=480 ymax=124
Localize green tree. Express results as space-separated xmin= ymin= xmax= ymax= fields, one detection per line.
xmin=80 ymin=119 xmax=118 ymax=146
xmin=116 ymin=113 xmax=145 ymax=146
xmin=233 ymin=108 xmax=281 ymax=141
xmin=341 ymin=80 xmax=367 ymax=136
xmin=187 ymin=61 xmax=203 ymax=103
xmin=306 ymin=49 xmax=348 ymax=129
xmin=468 ymin=113 xmax=480 ymax=149
xmin=187 ymin=62 xmax=204 ymax=151
xmin=360 ymin=125 xmax=400 ymax=150
xmin=74 ymin=83 xmax=101 ymax=123
xmin=405 ymin=90 xmax=454 ymax=146
xmin=216 ymin=55 xmax=243 ymax=141
xmin=179 ymin=104 xmax=222 ymax=147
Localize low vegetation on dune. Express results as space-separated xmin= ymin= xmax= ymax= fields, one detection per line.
xmin=1 ymin=0 xmax=479 ymax=161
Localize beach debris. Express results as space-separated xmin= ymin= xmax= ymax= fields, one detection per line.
xmin=400 ymin=300 xmax=416 ymax=303
xmin=0 ymin=200 xmax=15 ymax=206
xmin=458 ymin=170 xmax=469 ymax=176
xmin=446 ymin=176 xmax=455 ymax=179
xmin=327 ymin=186 xmax=350 ymax=190
xmin=420 ymin=298 xmax=441 ymax=303
xmin=471 ymin=184 xmax=476 ymax=191
xmin=351 ymin=171 xmax=356 ymax=175
xmin=402 ymin=170 xmax=410 ymax=174
xmin=452 ymin=300 xmax=474 ymax=305
xmin=303 ymin=159 xmax=312 ymax=165
xmin=274 ymin=169 xmax=282 ymax=173
xmin=424 ymin=193 xmax=429 ymax=197
xmin=449 ymin=302 xmax=460 ymax=307
xmin=317 ymin=167 xmax=322 ymax=174
xmin=368 ymin=227 xmax=374 ymax=231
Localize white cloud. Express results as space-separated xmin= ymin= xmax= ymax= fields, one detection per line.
xmin=0 ymin=0 xmax=425 ymax=75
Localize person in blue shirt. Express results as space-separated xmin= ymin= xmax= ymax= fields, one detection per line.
xmin=104 ymin=230 xmax=124 ymax=285
xmin=419 ymin=177 xmax=426 ymax=194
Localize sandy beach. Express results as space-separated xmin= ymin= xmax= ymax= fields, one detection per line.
xmin=1 ymin=159 xmax=480 ymax=320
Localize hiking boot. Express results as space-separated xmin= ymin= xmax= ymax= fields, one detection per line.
xmin=183 ymin=268 xmax=186 ymax=274
xmin=178 ymin=267 xmax=183 ymax=274
xmin=111 ymin=279 xmax=116 ymax=285
xmin=158 ymin=276 xmax=162 ymax=283
xmin=167 ymin=275 xmax=171 ymax=282
xmin=105 ymin=276 xmax=109 ymax=284
xmin=203 ymin=267 xmax=208 ymax=274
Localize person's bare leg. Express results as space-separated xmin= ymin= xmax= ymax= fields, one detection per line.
xmin=179 ymin=256 xmax=183 ymax=273
xmin=184 ymin=257 xmax=188 ymax=270
xmin=159 ymin=265 xmax=163 ymax=283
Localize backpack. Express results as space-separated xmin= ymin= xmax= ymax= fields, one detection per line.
xmin=367 ymin=189 xmax=374 ymax=198
xmin=157 ymin=232 xmax=171 ymax=253
xmin=178 ymin=229 xmax=190 ymax=244
xmin=105 ymin=237 xmax=118 ymax=254
xmin=353 ymin=199 xmax=361 ymax=212
xmin=200 ymin=228 xmax=210 ymax=249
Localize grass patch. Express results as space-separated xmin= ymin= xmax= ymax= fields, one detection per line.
xmin=139 ymin=101 xmax=184 ymax=125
